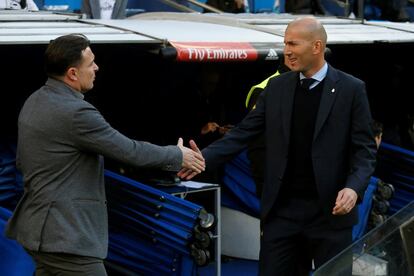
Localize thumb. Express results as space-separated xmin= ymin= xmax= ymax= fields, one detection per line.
xmin=177 ymin=137 xmax=183 ymax=148
xmin=189 ymin=140 xmax=201 ymax=153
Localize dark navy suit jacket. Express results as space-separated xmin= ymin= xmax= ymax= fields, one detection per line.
xmin=203 ymin=64 xmax=377 ymax=228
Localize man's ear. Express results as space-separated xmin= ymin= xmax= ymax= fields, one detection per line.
xmin=313 ymin=40 xmax=323 ymax=54
xmin=67 ymin=67 xmax=78 ymax=81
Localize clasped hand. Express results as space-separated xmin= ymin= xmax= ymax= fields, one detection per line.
xmin=177 ymin=138 xmax=205 ymax=178
xmin=176 ymin=138 xmax=205 ymax=180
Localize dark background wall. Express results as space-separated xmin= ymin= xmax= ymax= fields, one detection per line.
xmin=1 ymin=42 xmax=413 ymax=150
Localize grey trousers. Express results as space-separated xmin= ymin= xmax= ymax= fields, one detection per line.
xmin=26 ymin=250 xmax=107 ymax=276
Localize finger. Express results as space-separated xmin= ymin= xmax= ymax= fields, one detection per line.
xmin=194 ymin=153 xmax=205 ymax=163
xmin=189 ymin=140 xmax=201 ymax=153
xmin=177 ymin=168 xmax=189 ymax=178
xmin=187 ymin=155 xmax=205 ymax=173
xmin=195 ymin=155 xmax=206 ymax=168
xmin=335 ymin=197 xmax=348 ymax=210
xmin=332 ymin=200 xmax=346 ymax=214
xmin=185 ymin=171 xmax=199 ymax=180
xmin=187 ymin=158 xmax=202 ymax=173
xmin=184 ymin=147 xmax=204 ymax=163
xmin=179 ymin=168 xmax=192 ymax=176
xmin=341 ymin=195 xmax=354 ymax=210
xmin=191 ymin=166 xmax=201 ymax=174
xmin=335 ymin=189 xmax=345 ymax=204
xmin=188 ymin=150 xmax=204 ymax=164
xmin=179 ymin=169 xmax=193 ymax=179
xmin=332 ymin=206 xmax=340 ymax=214
xmin=333 ymin=202 xmax=342 ymax=212
xmin=192 ymin=160 xmax=205 ymax=172
xmin=192 ymin=161 xmax=205 ymax=172
xmin=177 ymin=137 xmax=183 ymax=147
xmin=334 ymin=203 xmax=352 ymax=215
xmin=181 ymin=171 xmax=192 ymax=179
xmin=332 ymin=207 xmax=345 ymax=215
xmin=335 ymin=201 xmax=349 ymax=214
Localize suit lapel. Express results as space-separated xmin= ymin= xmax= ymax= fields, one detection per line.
xmin=313 ymin=65 xmax=339 ymax=141
xmin=281 ymin=72 xmax=298 ymax=143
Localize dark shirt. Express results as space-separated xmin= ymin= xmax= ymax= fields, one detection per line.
xmin=282 ymin=78 xmax=325 ymax=198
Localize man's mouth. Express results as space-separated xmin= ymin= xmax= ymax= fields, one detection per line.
xmin=289 ymin=58 xmax=297 ymax=64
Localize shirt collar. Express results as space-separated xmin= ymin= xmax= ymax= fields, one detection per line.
xmin=299 ymin=62 xmax=328 ymax=82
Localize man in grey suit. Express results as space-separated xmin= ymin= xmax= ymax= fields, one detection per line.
xmin=180 ymin=17 xmax=377 ymax=275
xmin=5 ymin=34 xmax=205 ymax=275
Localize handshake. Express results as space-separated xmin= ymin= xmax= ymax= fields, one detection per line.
xmin=176 ymin=138 xmax=205 ymax=180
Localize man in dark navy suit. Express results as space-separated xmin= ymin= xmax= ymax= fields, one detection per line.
xmin=180 ymin=17 xmax=377 ymax=275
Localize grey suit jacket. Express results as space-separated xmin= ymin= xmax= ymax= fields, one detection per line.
xmin=81 ymin=0 xmax=128 ymax=19
xmin=203 ymin=64 xmax=377 ymax=228
xmin=5 ymin=78 xmax=182 ymax=258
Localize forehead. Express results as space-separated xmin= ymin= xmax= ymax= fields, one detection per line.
xmin=284 ymin=28 xmax=305 ymax=42
xmin=284 ymin=25 xmax=311 ymax=42
xmin=80 ymin=47 xmax=94 ymax=62
xmin=82 ymin=47 xmax=93 ymax=57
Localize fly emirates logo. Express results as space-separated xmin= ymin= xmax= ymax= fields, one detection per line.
xmin=187 ymin=47 xmax=248 ymax=61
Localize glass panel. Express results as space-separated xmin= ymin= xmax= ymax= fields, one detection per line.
xmin=314 ymin=201 xmax=414 ymax=276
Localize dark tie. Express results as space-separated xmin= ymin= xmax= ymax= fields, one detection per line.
xmin=301 ymin=78 xmax=316 ymax=90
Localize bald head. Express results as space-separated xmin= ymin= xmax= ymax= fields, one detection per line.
xmin=287 ymin=17 xmax=327 ymax=47
xmin=283 ymin=17 xmax=327 ymax=77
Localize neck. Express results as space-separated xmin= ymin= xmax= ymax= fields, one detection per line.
xmin=52 ymin=76 xmax=82 ymax=93
xmin=303 ymin=59 xmax=325 ymax=78
xmin=60 ymin=76 xmax=82 ymax=92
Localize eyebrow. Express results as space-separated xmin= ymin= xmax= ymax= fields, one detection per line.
xmin=284 ymin=40 xmax=300 ymax=44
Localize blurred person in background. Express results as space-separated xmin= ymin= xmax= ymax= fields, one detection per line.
xmin=81 ymin=0 xmax=127 ymax=19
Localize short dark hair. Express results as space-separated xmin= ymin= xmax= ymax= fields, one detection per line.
xmin=45 ymin=34 xmax=90 ymax=78
xmin=372 ymin=120 xmax=384 ymax=137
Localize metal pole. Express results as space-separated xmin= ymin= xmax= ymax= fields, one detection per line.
xmin=357 ymin=0 xmax=365 ymax=20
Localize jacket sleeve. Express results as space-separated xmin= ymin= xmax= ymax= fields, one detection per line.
xmin=345 ymin=81 xmax=377 ymax=200
xmin=71 ymin=103 xmax=182 ymax=172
